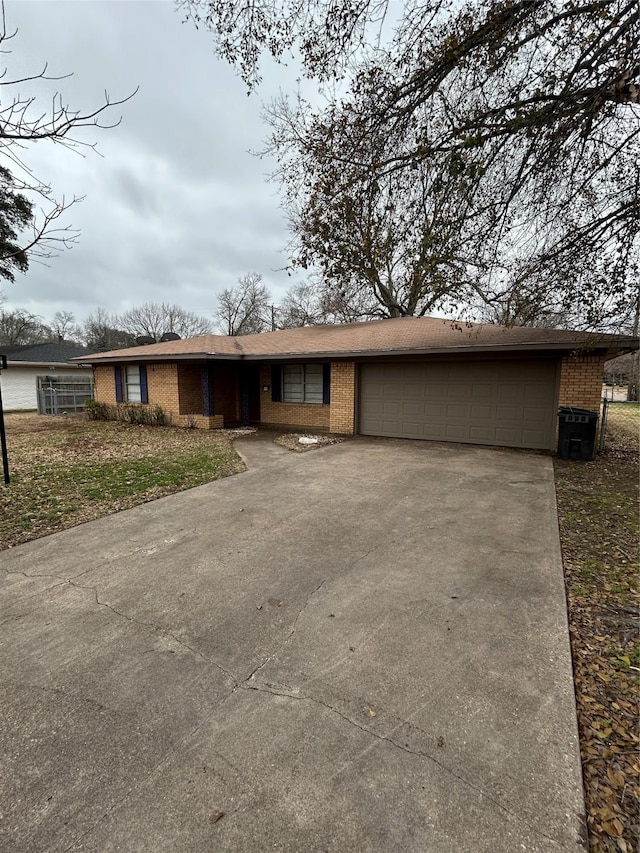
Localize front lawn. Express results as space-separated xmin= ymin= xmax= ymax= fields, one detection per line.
xmin=0 ymin=414 xmax=244 ymax=549
xmin=604 ymin=402 xmax=640 ymax=452
xmin=555 ymin=438 xmax=639 ymax=852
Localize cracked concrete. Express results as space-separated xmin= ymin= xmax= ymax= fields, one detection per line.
xmin=0 ymin=437 xmax=586 ymax=852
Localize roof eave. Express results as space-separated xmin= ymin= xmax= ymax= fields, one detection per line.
xmin=244 ymin=339 xmax=637 ymax=360
xmin=73 ymin=336 xmax=638 ymax=364
xmin=72 ymin=351 xmax=241 ymax=364
xmin=5 ymin=360 xmax=94 ymax=368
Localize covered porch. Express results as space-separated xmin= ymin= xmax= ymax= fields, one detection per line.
xmin=173 ymin=362 xmax=260 ymax=429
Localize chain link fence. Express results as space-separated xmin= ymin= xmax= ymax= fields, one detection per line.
xmin=599 ymin=399 xmax=640 ymax=453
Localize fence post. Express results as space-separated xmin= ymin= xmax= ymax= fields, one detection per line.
xmin=599 ymin=398 xmax=609 ymax=451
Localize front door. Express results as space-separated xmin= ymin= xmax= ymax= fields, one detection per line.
xmin=239 ymin=366 xmax=260 ymax=426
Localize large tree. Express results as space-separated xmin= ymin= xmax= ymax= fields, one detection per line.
xmin=48 ymin=310 xmax=81 ymax=344
xmin=182 ymin=0 xmax=639 ymax=328
xmin=265 ymin=92 xmax=485 ymax=318
xmin=0 ymin=3 xmax=134 ymax=282
xmin=80 ymin=308 xmax=135 ymax=352
xmin=0 ymin=167 xmax=33 ymax=282
xmin=277 ymin=279 xmax=378 ymax=326
xmin=0 ymin=306 xmax=48 ymax=345
xmin=119 ymin=302 xmax=213 ymax=341
xmin=215 ymin=273 xmax=274 ymax=334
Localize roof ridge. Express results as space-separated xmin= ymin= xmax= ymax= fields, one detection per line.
xmin=75 ymin=315 xmax=638 ymax=363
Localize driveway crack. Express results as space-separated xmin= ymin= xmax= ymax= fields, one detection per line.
xmin=3 ymin=566 xmax=96 ymax=583
xmin=241 ymin=577 xmax=329 ymax=685
xmin=2 ymin=567 xmax=237 ymax=686
xmin=239 ymin=682 xmax=569 ymax=851
xmin=79 ymin=583 xmax=238 ymax=685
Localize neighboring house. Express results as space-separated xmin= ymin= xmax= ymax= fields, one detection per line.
xmin=0 ymin=343 xmax=95 ymax=412
xmin=76 ymin=316 xmax=639 ymax=451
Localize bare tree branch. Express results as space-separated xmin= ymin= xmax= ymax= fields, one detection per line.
xmin=0 ymin=1 xmax=136 ymax=280
xmin=215 ymin=273 xmax=273 ymax=334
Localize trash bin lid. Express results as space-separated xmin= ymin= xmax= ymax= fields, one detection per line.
xmin=558 ymin=407 xmax=599 ymax=417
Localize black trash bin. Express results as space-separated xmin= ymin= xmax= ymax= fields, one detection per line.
xmin=557 ymin=407 xmax=599 ymax=460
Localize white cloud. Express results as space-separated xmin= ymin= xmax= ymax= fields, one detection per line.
xmin=1 ymin=0 xmax=306 ymax=325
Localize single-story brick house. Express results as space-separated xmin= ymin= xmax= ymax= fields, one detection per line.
xmin=75 ymin=316 xmax=638 ymax=451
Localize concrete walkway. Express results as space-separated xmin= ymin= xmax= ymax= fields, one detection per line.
xmin=0 ymin=437 xmax=586 ymax=852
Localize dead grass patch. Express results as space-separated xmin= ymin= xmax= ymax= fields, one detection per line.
xmin=0 ymin=414 xmax=244 ymax=549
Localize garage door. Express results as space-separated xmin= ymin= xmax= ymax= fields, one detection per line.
xmin=359 ymin=361 xmax=558 ymax=449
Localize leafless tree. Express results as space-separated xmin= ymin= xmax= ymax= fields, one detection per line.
xmin=0 ymin=307 xmax=48 ymax=345
xmin=48 ymin=310 xmax=80 ymax=343
xmin=277 ymin=281 xmax=326 ymax=327
xmin=215 ymin=273 xmax=272 ymax=335
xmin=80 ymin=307 xmax=134 ymax=352
xmin=119 ymin=302 xmax=213 ymax=341
xmin=278 ymin=278 xmax=378 ymax=326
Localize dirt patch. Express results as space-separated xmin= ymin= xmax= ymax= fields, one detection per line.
xmin=273 ymin=432 xmax=345 ymax=453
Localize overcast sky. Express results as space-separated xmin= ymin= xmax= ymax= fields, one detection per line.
xmin=2 ymin=0 xmax=308 ymax=327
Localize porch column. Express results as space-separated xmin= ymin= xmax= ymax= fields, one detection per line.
xmin=201 ymin=366 xmax=215 ymax=416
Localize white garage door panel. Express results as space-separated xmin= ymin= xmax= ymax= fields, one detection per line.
xmin=359 ymin=361 xmax=557 ymax=450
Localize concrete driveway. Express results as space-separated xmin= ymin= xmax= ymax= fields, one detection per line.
xmin=0 ymin=437 xmax=585 ymax=852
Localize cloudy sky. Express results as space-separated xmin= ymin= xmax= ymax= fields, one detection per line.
xmin=2 ymin=0 xmax=308 ymax=327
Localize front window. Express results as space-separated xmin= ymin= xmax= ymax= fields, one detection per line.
xmin=125 ymin=365 xmax=141 ymax=402
xmin=283 ymin=364 xmax=323 ymax=403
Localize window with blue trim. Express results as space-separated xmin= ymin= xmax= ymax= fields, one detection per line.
xmin=125 ymin=365 xmax=142 ymax=402
xmin=283 ymin=364 xmax=324 ymax=403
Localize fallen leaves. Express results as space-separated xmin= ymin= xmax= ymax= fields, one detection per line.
xmin=607 ymin=768 xmax=625 ymax=789
xmin=554 ymin=448 xmax=639 ymax=853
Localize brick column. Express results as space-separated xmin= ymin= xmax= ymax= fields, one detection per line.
xmin=558 ymin=354 xmax=606 ymax=411
xmin=329 ymin=361 xmax=356 ymax=434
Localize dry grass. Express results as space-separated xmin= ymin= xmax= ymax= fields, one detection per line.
xmin=604 ymin=403 xmax=639 ymax=454
xmin=555 ymin=438 xmax=639 ymax=852
xmin=0 ymin=414 xmax=244 ymax=549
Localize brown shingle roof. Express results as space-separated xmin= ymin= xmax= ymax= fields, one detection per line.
xmin=74 ymin=316 xmax=638 ymax=363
